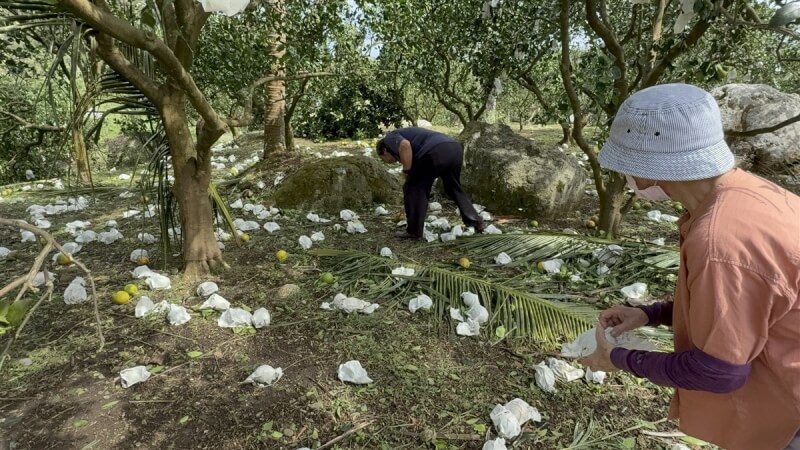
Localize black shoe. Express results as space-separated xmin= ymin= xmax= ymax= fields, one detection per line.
xmin=395 ymin=231 xmax=421 ymax=240
xmin=473 ymin=222 xmax=486 ymax=234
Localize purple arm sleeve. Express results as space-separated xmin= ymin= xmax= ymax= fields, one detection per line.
xmin=637 ymin=301 xmax=673 ymax=327
xmin=610 ymin=347 xmax=751 ymax=393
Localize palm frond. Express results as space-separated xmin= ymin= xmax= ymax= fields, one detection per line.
xmin=209 ymin=182 xmax=240 ymax=248
xmin=448 ymin=232 xmax=679 ymax=269
xmin=312 ymin=249 xmax=599 ymax=345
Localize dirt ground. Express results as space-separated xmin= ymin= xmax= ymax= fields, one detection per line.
xmin=1 ymin=125 xmax=793 ymax=450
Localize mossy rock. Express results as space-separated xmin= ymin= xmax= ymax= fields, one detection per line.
xmin=271 ymin=156 xmax=401 ymax=213
xmin=458 ymin=122 xmax=586 ymax=218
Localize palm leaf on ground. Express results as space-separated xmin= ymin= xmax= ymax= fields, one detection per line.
xmin=447 ymin=232 xmax=679 ymax=271
xmin=312 ymin=249 xmax=599 ymax=345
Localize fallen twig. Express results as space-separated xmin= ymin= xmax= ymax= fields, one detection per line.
xmin=0 ymin=218 xmax=104 ymax=370
xmin=318 ymin=421 xmax=374 ymax=449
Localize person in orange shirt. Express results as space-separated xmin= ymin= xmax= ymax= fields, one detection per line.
xmin=581 ymin=83 xmax=800 ymax=450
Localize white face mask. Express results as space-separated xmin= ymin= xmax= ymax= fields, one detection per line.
xmin=626 ymin=175 xmax=671 ymax=201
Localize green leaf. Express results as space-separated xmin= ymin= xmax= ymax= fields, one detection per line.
xmin=473 ymin=423 xmax=487 ymax=434
xmin=186 ymin=351 xmax=203 ymax=359
xmin=622 ymin=437 xmax=636 ymax=449
xmin=179 ymin=415 xmax=190 ymax=425
xmin=271 ymin=431 xmax=284 ymax=439
xmin=262 ymin=421 xmax=273 ymax=431
xmin=466 ymin=418 xmax=479 ymax=425
xmin=680 ymin=436 xmax=709 ymax=446
xmin=73 ymin=419 xmax=89 ymax=428
xmin=770 ymin=2 xmax=800 ymax=27
xmin=102 ymin=400 xmax=120 ymax=410
xmin=403 ymin=364 xmax=419 ymax=372
xmin=495 ymin=325 xmax=507 ymax=339
xmin=148 ymin=365 xmax=164 ymax=374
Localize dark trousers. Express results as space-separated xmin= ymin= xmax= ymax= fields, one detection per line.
xmin=403 ymin=142 xmax=483 ymax=237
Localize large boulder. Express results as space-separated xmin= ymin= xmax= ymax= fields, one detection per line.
xmin=458 ymin=122 xmax=585 ymax=218
xmin=712 ymin=84 xmax=800 ymax=174
xmin=271 ymin=156 xmax=401 ymax=213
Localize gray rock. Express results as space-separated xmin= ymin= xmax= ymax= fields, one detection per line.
xmin=712 ymin=84 xmax=800 ymax=174
xmin=458 ymin=122 xmax=586 ymax=218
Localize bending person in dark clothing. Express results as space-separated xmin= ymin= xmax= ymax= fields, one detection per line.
xmin=377 ymin=127 xmax=485 ymax=239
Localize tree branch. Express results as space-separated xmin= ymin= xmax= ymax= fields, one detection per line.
xmin=226 ymin=72 xmax=334 ymax=128
xmin=0 ymin=110 xmax=63 ymax=131
xmin=586 ymin=0 xmax=628 ymax=102
xmin=620 ymin=4 xmax=641 ymax=45
xmin=560 ymin=0 xmax=605 ymax=196
xmin=642 ymin=0 xmax=732 ymax=87
xmin=727 ymin=112 xmax=800 ymax=137
xmin=61 ymin=0 xmax=225 ymax=133
xmin=94 ymin=33 xmax=162 ymax=105
xmin=0 ymin=218 xmax=104 ymax=369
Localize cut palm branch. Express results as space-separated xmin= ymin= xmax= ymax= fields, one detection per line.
xmin=447 ymin=233 xmax=679 ymax=270
xmin=312 ymin=249 xmax=599 ymax=345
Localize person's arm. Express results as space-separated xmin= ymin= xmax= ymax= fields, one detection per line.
xmin=399 ymin=139 xmax=413 ymax=172
xmin=614 ymin=260 xmax=792 ymax=393
xmin=610 ymin=347 xmax=750 ymax=393
xmin=637 ymin=301 xmax=673 ymax=327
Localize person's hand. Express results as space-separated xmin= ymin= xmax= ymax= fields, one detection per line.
xmin=599 ymin=305 xmax=649 ymax=337
xmin=579 ymin=324 xmax=618 ymax=372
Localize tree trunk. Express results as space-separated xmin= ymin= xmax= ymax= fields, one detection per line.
xmin=263 ymin=0 xmax=287 ymax=157
xmin=518 ymin=120 xmax=523 ymax=131
xmin=161 ymin=93 xmax=224 ymax=281
xmin=597 ymin=173 xmax=628 ymax=237
xmin=72 ymin=127 xmax=92 ymax=184
xmin=557 ymin=123 xmax=574 ymax=145
xmin=284 ymin=116 xmax=294 ymax=152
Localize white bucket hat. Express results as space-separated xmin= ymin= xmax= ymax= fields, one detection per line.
xmin=598 ymin=83 xmax=735 ymax=181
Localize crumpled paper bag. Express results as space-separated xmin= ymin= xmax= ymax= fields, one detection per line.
xmin=482 ymin=438 xmax=507 ymax=450
xmin=299 ymin=235 xmax=313 ymax=250
xmin=560 ymin=327 xmax=656 ymax=358
xmin=263 ymin=222 xmax=280 ymax=233
xmin=495 ymin=252 xmax=512 ymax=265
xmin=585 ymin=367 xmax=607 ymax=384
xmin=310 ymin=232 xmax=325 ymax=242
xmin=143 ymin=273 xmax=171 ymax=290
xmin=218 ymin=308 xmax=253 ymax=328
xmin=338 ymin=360 xmax=373 ymax=384
xmin=392 ymin=266 xmax=415 ymax=277
xmin=540 ymin=259 xmax=564 ymax=274
xmin=484 ymin=224 xmax=502 ymax=235
xmin=130 ymin=249 xmax=148 ymax=263
xmin=200 ymin=293 xmax=230 ymax=311
xmin=380 ymin=247 xmax=393 ymax=257
xmin=167 ymin=304 xmax=191 ymax=326
xmin=245 ymin=365 xmax=283 ymax=386
xmin=547 ymin=357 xmax=584 ymax=382
xmin=322 ymin=294 xmax=379 ymax=314
xmin=120 ymin=365 xmax=151 ymax=388
xmin=339 ymin=209 xmax=358 ymax=221
xmin=490 ymin=405 xmax=521 ymax=439
xmin=346 ymin=221 xmax=367 ymax=234
xmin=620 ymin=282 xmax=648 ymax=300
xmin=252 ymin=308 xmax=271 ymax=328
xmin=63 ymin=277 xmax=87 ymax=304
xmin=456 ymin=319 xmax=481 ymax=336
xmin=408 ymin=294 xmax=433 ymax=313
xmin=197 ymin=281 xmax=219 ymax=297
xmin=32 ymin=271 xmax=56 ymax=287
xmin=135 ymin=296 xmax=155 ymax=318
xmin=534 ymin=361 xmax=557 ymax=393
